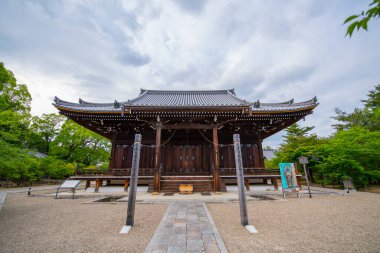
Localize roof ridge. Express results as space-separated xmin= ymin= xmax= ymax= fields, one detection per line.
xmin=140 ymin=89 xmax=232 ymax=94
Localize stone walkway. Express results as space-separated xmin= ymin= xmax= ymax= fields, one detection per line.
xmin=145 ymin=201 xmax=228 ymax=253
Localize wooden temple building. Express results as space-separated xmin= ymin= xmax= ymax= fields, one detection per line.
xmin=53 ymin=89 xmax=318 ymax=192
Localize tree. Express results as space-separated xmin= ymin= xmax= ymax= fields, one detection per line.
xmin=50 ymin=120 xmax=110 ymax=166
xmin=0 ymin=62 xmax=32 ymax=114
xmin=313 ymin=127 xmax=380 ymax=187
xmin=344 ymin=0 xmax=380 ymax=37
xmin=28 ymin=113 xmax=65 ymax=153
xmin=0 ymin=140 xmax=41 ymax=185
xmin=0 ymin=63 xmax=32 ymax=147
xmin=333 ymin=85 xmax=380 ymax=131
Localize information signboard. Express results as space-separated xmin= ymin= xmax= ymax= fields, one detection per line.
xmin=299 ymin=156 xmax=309 ymax=164
xmin=55 ymin=180 xmax=81 ymax=199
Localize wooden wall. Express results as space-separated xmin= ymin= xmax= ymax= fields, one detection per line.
xmin=109 ymin=128 xmax=265 ymax=174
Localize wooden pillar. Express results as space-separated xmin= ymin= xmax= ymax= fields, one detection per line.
xmin=257 ymin=140 xmax=265 ymax=168
xmin=108 ymin=135 xmax=117 ymax=170
xmin=85 ymin=180 xmax=90 ymax=190
xmin=124 ymin=179 xmax=129 ymax=192
xmin=95 ymin=178 xmax=100 ymax=192
xmin=153 ymin=123 xmax=162 ymax=192
xmin=245 ymin=178 xmax=250 ymax=191
xmin=273 ymin=178 xmax=279 ymax=190
xmin=253 ymin=143 xmax=260 ymax=168
xmin=213 ymin=124 xmax=220 ymax=191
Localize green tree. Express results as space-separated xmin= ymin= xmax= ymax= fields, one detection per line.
xmin=313 ymin=127 xmax=380 ymax=187
xmin=39 ymin=156 xmax=75 ymax=179
xmin=28 ymin=113 xmax=65 ymax=153
xmin=50 ymin=120 xmax=110 ymax=166
xmin=0 ymin=140 xmax=41 ymax=185
xmin=0 ymin=62 xmax=32 ymax=114
xmin=344 ymin=0 xmax=380 ymax=37
xmin=333 ymin=85 xmax=380 ymax=131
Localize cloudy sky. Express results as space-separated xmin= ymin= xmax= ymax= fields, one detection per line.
xmin=0 ymin=0 xmax=379 ymax=147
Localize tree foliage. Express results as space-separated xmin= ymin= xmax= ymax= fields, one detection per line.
xmin=28 ymin=113 xmax=65 ymax=153
xmin=333 ymin=84 xmax=380 ymax=131
xmin=0 ymin=63 xmax=111 ymax=185
xmin=269 ymin=85 xmax=380 ymax=188
xmin=344 ymin=0 xmax=380 ymax=37
xmin=50 ymin=120 xmax=110 ymax=165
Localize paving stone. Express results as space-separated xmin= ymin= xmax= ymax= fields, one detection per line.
xmin=187 ymin=231 xmax=202 ymax=240
xmin=167 ymin=246 xmax=186 ymax=253
xmin=202 ymin=233 xmax=217 ymax=244
xmin=152 ymin=235 xmax=170 ymax=245
xmin=152 ymin=243 xmax=168 ymax=252
xmin=187 ymin=214 xmax=198 ymax=220
xmin=187 ymin=224 xmax=201 ymax=232
xmin=173 ymin=224 xmax=187 ymax=234
xmin=169 ymin=234 xmax=186 ymax=247
xmin=175 ymin=217 xmax=187 ymax=223
xmin=145 ymin=201 xmax=227 ymax=253
xmin=186 ymin=239 xmax=204 ymax=251
xmin=204 ymin=243 xmax=221 ymax=253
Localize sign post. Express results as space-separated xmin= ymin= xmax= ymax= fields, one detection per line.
xmin=299 ymin=156 xmax=312 ymax=198
xmin=126 ymin=134 xmax=142 ymax=227
xmin=233 ymin=134 xmax=249 ymax=226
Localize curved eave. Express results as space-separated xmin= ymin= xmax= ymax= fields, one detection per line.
xmin=246 ymin=104 xmax=318 ymax=115
xmin=53 ymin=104 xmax=250 ymax=114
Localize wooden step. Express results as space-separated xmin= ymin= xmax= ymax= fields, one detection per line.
xmin=148 ymin=177 xmax=226 ymax=193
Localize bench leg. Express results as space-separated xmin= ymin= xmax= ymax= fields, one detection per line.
xmin=297 ymin=177 xmax=302 ymax=189
xmin=85 ymin=180 xmax=90 ymax=190
xmin=263 ymin=179 xmax=268 ymax=184
xmin=245 ymin=178 xmax=250 ymax=191
xmin=124 ymin=179 xmax=129 ymax=192
xmin=95 ymin=179 xmax=100 ymax=193
xmin=273 ymin=178 xmax=279 ymax=190
xmin=106 ymin=180 xmax=111 ymax=186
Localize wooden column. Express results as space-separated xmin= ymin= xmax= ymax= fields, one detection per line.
xmin=108 ymin=135 xmax=117 ymax=170
xmin=245 ymin=178 xmax=250 ymax=191
xmin=213 ymin=124 xmax=220 ymax=191
xmin=85 ymin=180 xmax=90 ymax=190
xmin=273 ymin=178 xmax=279 ymax=190
xmin=257 ymin=140 xmax=265 ymax=168
xmin=253 ymin=144 xmax=260 ymax=168
xmin=124 ymin=179 xmax=129 ymax=192
xmin=153 ymin=123 xmax=162 ymax=192
xmin=95 ymin=178 xmax=100 ymax=192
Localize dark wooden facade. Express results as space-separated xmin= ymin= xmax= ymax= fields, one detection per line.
xmin=54 ymin=89 xmax=318 ymax=192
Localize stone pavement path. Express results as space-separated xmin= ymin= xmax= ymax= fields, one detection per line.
xmin=145 ymin=201 xmax=228 ymax=253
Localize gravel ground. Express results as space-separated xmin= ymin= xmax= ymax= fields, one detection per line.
xmin=208 ymin=192 xmax=380 ymax=253
xmin=0 ymin=193 xmax=167 ymax=253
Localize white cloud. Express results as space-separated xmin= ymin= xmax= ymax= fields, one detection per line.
xmin=0 ymin=0 xmax=379 ymax=147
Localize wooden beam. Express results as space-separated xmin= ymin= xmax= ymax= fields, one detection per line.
xmin=153 ymin=123 xmax=162 ymax=192
xmin=162 ymin=124 xmax=214 ymax=130
xmin=213 ymin=124 xmax=220 ymax=191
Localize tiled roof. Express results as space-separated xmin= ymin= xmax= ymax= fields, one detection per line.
xmin=250 ymin=97 xmax=318 ymax=112
xmin=53 ymin=89 xmax=318 ymax=113
xmin=127 ymin=89 xmax=248 ymax=107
